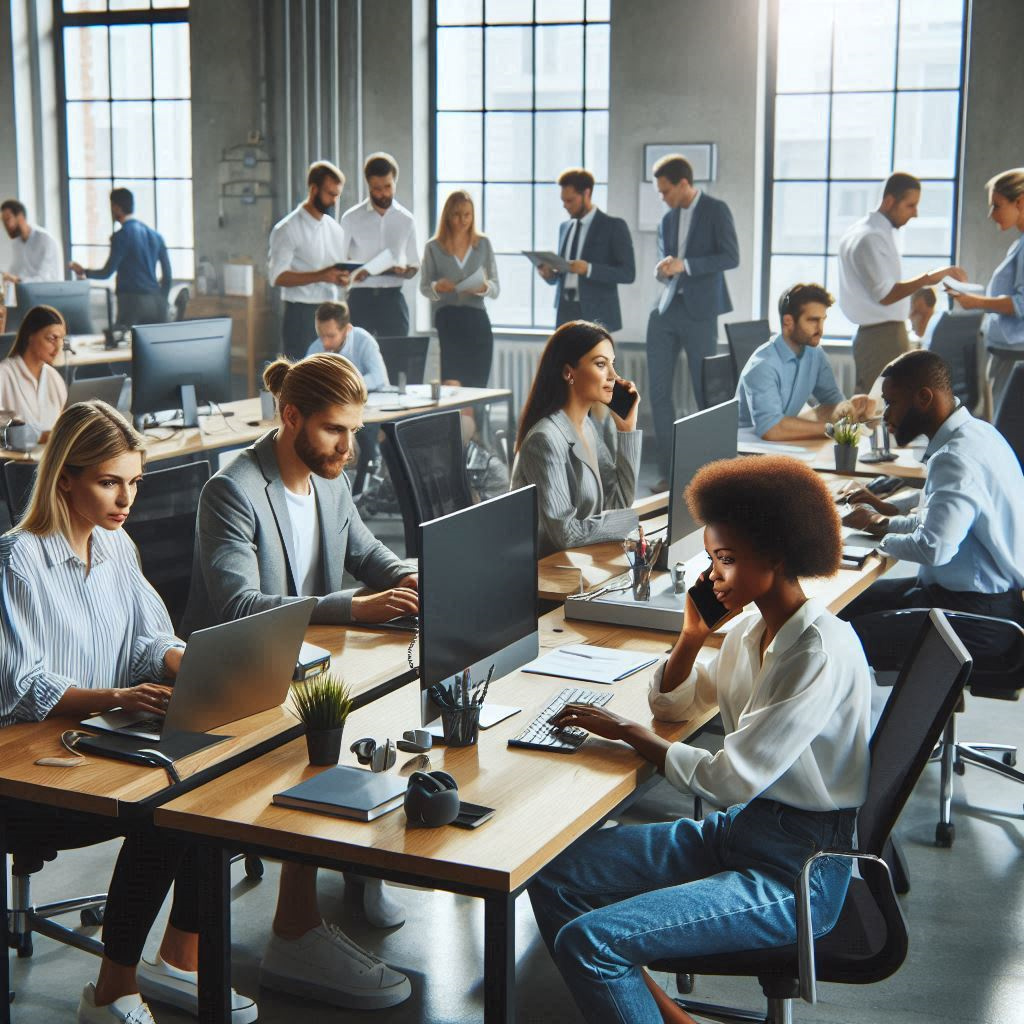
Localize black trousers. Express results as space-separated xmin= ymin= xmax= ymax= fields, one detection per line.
xmin=347 ymin=288 xmax=410 ymax=339
xmin=116 ymin=291 xmax=168 ymax=329
xmin=839 ymin=577 xmax=1024 ymax=671
xmin=4 ymin=802 xmax=198 ymax=966
xmin=281 ymin=301 xmax=318 ymax=362
xmin=436 ymin=305 xmax=494 ymax=387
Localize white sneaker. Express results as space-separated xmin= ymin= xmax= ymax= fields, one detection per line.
xmin=260 ymin=921 xmax=411 ymax=1009
xmin=137 ymin=955 xmax=258 ymax=1022
xmin=358 ymin=877 xmax=407 ymax=929
xmin=78 ymin=984 xmax=156 ymax=1024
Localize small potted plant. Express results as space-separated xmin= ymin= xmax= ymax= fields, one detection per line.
xmin=291 ymin=673 xmax=352 ymax=766
xmin=825 ymin=416 xmax=861 ymax=473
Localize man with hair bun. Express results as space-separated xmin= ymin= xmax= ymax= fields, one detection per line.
xmin=268 ymin=160 xmax=351 ymax=360
xmin=182 ymin=352 xmax=416 ymax=1010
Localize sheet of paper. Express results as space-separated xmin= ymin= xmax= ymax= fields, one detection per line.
xmin=456 ymin=267 xmax=487 ymax=293
xmin=522 ymin=644 xmax=660 ymax=685
xmin=736 ymin=430 xmax=818 ymax=460
xmin=360 ymin=248 xmax=397 ymax=277
xmin=941 ymin=276 xmax=985 ymax=295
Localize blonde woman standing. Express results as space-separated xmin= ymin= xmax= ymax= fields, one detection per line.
xmin=420 ymin=189 xmax=499 ymax=386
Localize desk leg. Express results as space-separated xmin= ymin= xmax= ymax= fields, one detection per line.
xmin=1 ymin=826 xmax=11 ymax=1024
xmin=483 ymin=894 xmax=515 ymax=1024
xmin=196 ymin=843 xmax=232 ymax=1024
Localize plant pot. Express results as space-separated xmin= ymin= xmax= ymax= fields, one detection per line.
xmin=834 ymin=443 xmax=858 ymax=474
xmin=305 ymin=726 xmax=345 ymax=766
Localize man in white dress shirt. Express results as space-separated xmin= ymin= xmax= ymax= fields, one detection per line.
xmin=341 ymin=152 xmax=419 ymax=339
xmin=1 ymin=199 xmax=63 ymax=285
xmin=267 ymin=161 xmax=351 ymax=361
xmin=837 ymin=172 xmax=965 ymax=393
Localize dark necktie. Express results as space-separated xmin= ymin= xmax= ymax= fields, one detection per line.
xmin=569 ymin=219 xmax=581 ymax=261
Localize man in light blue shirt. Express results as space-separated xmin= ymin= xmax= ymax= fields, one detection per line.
xmin=738 ymin=283 xmax=872 ymax=440
xmin=840 ymin=349 xmax=1024 ymax=662
xmin=305 ymin=300 xmax=390 ymax=391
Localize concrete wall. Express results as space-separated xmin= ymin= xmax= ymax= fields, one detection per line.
xmin=0 ymin=7 xmax=18 ymax=272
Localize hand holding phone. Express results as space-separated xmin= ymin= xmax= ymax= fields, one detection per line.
xmin=607 ymin=379 xmax=639 ymax=424
xmin=687 ymin=569 xmax=731 ymax=630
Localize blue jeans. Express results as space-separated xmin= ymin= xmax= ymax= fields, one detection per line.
xmin=528 ymin=799 xmax=855 ymax=1023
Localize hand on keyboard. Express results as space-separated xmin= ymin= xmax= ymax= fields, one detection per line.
xmin=508 ymin=687 xmax=613 ymax=754
xmin=553 ymin=702 xmax=631 ymax=741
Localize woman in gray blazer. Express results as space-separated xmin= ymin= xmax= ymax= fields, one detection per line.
xmin=511 ymin=320 xmax=642 ymax=556
xmin=420 ymin=189 xmax=499 ymax=386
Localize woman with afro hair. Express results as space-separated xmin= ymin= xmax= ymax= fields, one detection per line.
xmin=528 ymin=455 xmax=872 ymax=1023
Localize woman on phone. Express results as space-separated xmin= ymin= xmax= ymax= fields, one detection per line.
xmin=511 ymin=320 xmax=642 ymax=556
xmin=528 ymin=455 xmax=871 ymax=1023
xmin=420 ymin=189 xmax=499 ymax=386
xmin=0 ymin=400 xmax=256 ymax=1023
xmin=0 ymin=304 xmax=68 ymax=441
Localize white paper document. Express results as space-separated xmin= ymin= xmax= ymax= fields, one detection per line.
xmin=523 ymin=250 xmax=570 ymax=273
xmin=941 ymin=276 xmax=985 ymax=295
xmin=522 ymin=644 xmax=660 ymax=685
xmin=456 ymin=267 xmax=487 ymax=293
xmin=359 ymin=248 xmax=397 ymax=277
xmin=736 ymin=429 xmax=818 ymax=460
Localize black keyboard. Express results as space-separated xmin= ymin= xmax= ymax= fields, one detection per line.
xmin=507 ymin=687 xmax=613 ymax=753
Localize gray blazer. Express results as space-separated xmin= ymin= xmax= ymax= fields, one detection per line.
xmin=180 ymin=430 xmax=413 ymax=637
xmin=510 ymin=410 xmax=641 ymax=557
xmin=420 ymin=236 xmax=500 ymax=314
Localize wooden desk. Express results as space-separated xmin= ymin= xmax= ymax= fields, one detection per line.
xmin=738 ymin=435 xmax=926 ymax=482
xmin=55 ymin=335 xmax=131 ymax=370
xmin=632 ymin=489 xmax=669 ymax=518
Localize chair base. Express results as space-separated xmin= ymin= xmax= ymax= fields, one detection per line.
xmin=8 ymin=876 xmax=107 ymax=960
xmin=671 ymin=996 xmax=792 ymax=1024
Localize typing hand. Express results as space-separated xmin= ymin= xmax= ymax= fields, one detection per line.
xmin=351 ymin=586 xmax=420 ymax=623
xmin=550 ymin=703 xmax=634 ymax=741
xmin=396 ymin=573 xmax=418 ymax=591
xmin=537 ymin=263 xmax=556 ymax=281
xmin=842 ymin=504 xmax=888 ymax=536
xmin=434 ymin=278 xmax=456 ymax=294
xmin=117 ymin=683 xmax=174 ymax=715
xmin=567 ymin=259 xmax=589 ymax=276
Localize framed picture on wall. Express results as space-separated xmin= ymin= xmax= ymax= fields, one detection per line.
xmin=643 ymin=143 xmax=717 ymax=183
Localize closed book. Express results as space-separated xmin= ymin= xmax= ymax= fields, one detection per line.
xmin=272 ymin=765 xmax=407 ymax=822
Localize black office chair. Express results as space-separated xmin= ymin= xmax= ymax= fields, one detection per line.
xmin=2 ymin=461 xmax=37 ymax=525
xmin=847 ymin=606 xmax=1024 ymax=847
xmin=0 ymin=331 xmax=14 ymax=351
xmin=123 ymin=460 xmax=211 ymax=630
xmin=377 ymin=335 xmax=430 ymax=386
xmin=725 ymin=319 xmax=771 ymax=380
xmin=994 ymin=363 xmax=1024 ymax=470
xmin=929 ymin=312 xmax=984 ymax=412
xmin=649 ymin=609 xmax=972 ymax=1023
xmin=380 ymin=410 xmax=475 ymax=558
xmin=700 ymin=354 xmax=737 ymax=409
xmin=14 ymin=281 xmax=96 ymax=335
xmin=172 ymin=284 xmax=191 ymax=322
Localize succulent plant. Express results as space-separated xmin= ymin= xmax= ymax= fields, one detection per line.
xmin=825 ymin=416 xmax=861 ymax=446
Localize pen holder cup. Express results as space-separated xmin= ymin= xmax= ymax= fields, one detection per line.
xmin=632 ymin=562 xmax=653 ymax=602
xmin=833 ymin=444 xmax=858 ymax=474
xmin=440 ymin=705 xmax=481 ymax=747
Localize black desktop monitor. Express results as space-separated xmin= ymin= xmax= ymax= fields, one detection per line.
xmin=15 ymin=281 xmax=94 ymax=335
xmin=131 ymin=317 xmax=232 ymax=428
xmin=658 ymin=399 xmax=739 ymax=568
xmin=419 ymin=485 xmax=539 ymax=729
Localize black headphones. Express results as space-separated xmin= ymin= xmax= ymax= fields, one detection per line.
xmin=404 ymin=770 xmax=460 ymax=827
xmin=350 ymin=737 xmax=397 ymax=773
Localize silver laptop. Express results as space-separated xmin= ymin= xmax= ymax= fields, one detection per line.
xmin=82 ymin=598 xmax=317 ymax=741
xmin=66 ymin=374 xmax=128 ymax=409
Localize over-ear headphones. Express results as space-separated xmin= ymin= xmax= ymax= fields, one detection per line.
xmin=350 ymin=737 xmax=397 ymax=773
xmin=404 ymin=770 xmax=460 ymax=827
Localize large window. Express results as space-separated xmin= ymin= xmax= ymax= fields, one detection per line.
xmin=432 ymin=0 xmax=610 ymax=329
xmin=57 ymin=1 xmax=194 ymax=281
xmin=765 ymin=0 xmax=966 ymax=337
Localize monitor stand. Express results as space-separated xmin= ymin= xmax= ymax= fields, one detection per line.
xmin=180 ymin=384 xmax=198 ymax=428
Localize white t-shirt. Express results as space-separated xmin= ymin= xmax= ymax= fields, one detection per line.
xmin=267 ymin=204 xmax=348 ymax=306
xmin=284 ymin=485 xmax=322 ymax=597
xmin=9 ymin=225 xmax=63 ymax=283
xmin=837 ymin=210 xmax=909 ymax=326
xmin=0 ymin=355 xmax=68 ymax=433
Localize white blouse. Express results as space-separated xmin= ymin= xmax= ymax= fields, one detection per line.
xmin=0 ymin=355 xmax=68 ymax=434
xmin=648 ymin=598 xmax=871 ymax=812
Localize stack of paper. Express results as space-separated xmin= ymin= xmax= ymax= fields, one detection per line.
xmin=941 ymin=276 xmax=985 ymax=295
xmin=522 ymin=644 xmax=660 ymax=685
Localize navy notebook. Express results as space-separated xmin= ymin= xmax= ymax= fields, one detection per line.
xmin=272 ymin=765 xmax=407 ymax=821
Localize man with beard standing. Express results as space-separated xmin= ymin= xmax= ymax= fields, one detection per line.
xmin=838 ymin=349 xmax=1024 ymax=663
xmin=340 ymin=152 xmax=420 ymax=339
xmin=180 ymin=352 xmax=417 ymax=1010
xmin=268 ymin=160 xmax=351 ymax=361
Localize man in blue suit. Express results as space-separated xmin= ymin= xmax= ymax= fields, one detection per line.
xmin=537 ymin=167 xmax=635 ymax=333
xmin=646 ymin=154 xmax=739 ymax=486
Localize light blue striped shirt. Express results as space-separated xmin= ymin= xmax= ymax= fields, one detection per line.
xmin=0 ymin=528 xmax=183 ymax=725
xmin=304 ymin=325 xmax=391 ymax=392
xmin=879 ymin=405 xmax=1024 ymax=593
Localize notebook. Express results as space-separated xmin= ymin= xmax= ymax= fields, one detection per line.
xmin=272 ymin=765 xmax=407 ymax=821
xmin=521 ymin=644 xmax=660 ymax=685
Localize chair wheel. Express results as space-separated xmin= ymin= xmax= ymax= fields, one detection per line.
xmin=1003 ymin=752 xmax=1017 ymax=767
xmin=81 ymin=907 xmax=105 ymax=927
xmin=675 ymin=973 xmax=695 ymax=995
xmin=953 ymin=760 xmax=966 ymax=776
xmin=244 ymin=855 xmax=264 ymax=880
xmin=935 ymin=822 xmax=955 ymax=847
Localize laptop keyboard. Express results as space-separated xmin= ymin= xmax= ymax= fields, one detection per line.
xmin=508 ymin=687 xmax=613 ymax=753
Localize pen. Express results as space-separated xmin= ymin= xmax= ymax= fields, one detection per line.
xmin=475 ymin=664 xmax=495 ymax=706
xmin=563 ymin=648 xmax=596 ymax=660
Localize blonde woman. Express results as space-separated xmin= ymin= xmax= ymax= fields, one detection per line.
xmin=947 ymin=168 xmax=1024 ymax=409
xmin=420 ymin=189 xmax=499 ymax=386
xmin=0 ymin=400 xmax=256 ymax=1022
xmin=0 ymin=304 xmax=68 ymax=440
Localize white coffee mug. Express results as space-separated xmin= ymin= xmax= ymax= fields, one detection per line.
xmin=2 ymin=420 xmax=41 ymax=452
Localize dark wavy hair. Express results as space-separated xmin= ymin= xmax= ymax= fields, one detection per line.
xmin=685 ymin=455 xmax=842 ymax=579
xmin=8 ymin=305 xmax=66 ymax=359
xmin=515 ymin=320 xmax=612 ymax=452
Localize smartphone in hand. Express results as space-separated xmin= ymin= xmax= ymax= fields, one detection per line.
xmin=687 ymin=570 xmax=730 ymax=628
xmin=608 ymin=379 xmax=638 ymax=420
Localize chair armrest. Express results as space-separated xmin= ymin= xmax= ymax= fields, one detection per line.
xmin=796 ymin=849 xmax=894 ymax=1006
